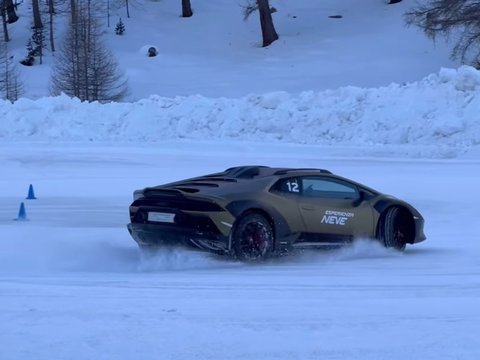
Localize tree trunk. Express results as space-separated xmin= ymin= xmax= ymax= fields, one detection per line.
xmin=48 ymin=0 xmax=55 ymax=52
xmin=32 ymin=0 xmax=42 ymax=29
xmin=1 ymin=4 xmax=9 ymax=42
xmin=70 ymin=0 xmax=77 ymax=23
xmin=125 ymin=0 xmax=130 ymax=18
xmin=181 ymin=0 xmax=192 ymax=18
xmin=5 ymin=0 xmax=18 ymax=24
xmin=32 ymin=0 xmax=43 ymax=63
xmin=257 ymin=0 xmax=278 ymax=47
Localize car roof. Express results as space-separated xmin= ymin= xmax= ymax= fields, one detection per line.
xmin=144 ymin=165 xmax=381 ymax=197
xmin=147 ymin=166 xmax=332 ymax=194
xmin=214 ymin=165 xmax=333 ymax=179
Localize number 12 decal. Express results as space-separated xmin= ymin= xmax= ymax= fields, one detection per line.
xmin=286 ymin=181 xmax=299 ymax=193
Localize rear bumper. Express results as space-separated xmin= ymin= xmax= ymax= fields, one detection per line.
xmin=127 ymin=223 xmax=230 ymax=253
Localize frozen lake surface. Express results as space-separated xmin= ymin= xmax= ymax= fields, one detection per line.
xmin=1 ymin=143 xmax=479 ymax=359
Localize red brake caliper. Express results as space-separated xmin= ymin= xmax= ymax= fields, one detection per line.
xmin=253 ymin=228 xmax=265 ymax=250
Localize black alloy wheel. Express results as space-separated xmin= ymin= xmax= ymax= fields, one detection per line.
xmin=232 ymin=213 xmax=274 ymax=261
xmin=381 ymin=207 xmax=407 ymax=251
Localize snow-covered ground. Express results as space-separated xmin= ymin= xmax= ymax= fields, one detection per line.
xmin=1 ymin=143 xmax=480 ymax=360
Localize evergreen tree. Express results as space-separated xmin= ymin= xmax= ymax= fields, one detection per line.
xmin=115 ymin=18 xmax=125 ymax=35
xmin=20 ymin=39 xmax=35 ymax=66
xmin=32 ymin=26 xmax=45 ymax=55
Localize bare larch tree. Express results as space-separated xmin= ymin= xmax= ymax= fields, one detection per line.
xmin=51 ymin=0 xmax=128 ymax=102
xmin=1 ymin=0 xmax=20 ymax=42
xmin=405 ymin=0 xmax=480 ymax=64
xmin=0 ymin=1 xmax=8 ymax=42
xmin=0 ymin=38 xmax=23 ymax=101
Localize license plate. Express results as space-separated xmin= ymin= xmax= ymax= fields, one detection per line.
xmin=148 ymin=212 xmax=175 ymax=223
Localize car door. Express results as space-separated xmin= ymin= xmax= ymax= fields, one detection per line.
xmin=298 ymin=176 xmax=375 ymax=238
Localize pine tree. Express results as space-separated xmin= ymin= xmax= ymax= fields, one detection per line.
xmin=20 ymin=39 xmax=35 ymax=66
xmin=31 ymin=26 xmax=45 ymax=57
xmin=115 ymin=18 xmax=125 ymax=35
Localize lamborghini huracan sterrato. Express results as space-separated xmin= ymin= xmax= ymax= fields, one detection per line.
xmin=127 ymin=166 xmax=426 ymax=261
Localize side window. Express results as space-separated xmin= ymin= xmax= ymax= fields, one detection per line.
xmin=272 ymin=177 xmax=301 ymax=194
xmin=302 ymin=177 xmax=358 ymax=199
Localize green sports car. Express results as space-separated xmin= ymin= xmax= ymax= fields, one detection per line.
xmin=127 ymin=166 xmax=426 ymax=261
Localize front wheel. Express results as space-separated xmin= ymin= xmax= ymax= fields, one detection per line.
xmin=232 ymin=213 xmax=274 ymax=262
xmin=379 ymin=207 xmax=408 ymax=251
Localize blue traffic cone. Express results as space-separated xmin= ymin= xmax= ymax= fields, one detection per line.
xmin=26 ymin=184 xmax=37 ymax=200
xmin=16 ymin=202 xmax=27 ymax=221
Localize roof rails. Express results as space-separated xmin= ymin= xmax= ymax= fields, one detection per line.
xmin=273 ymin=168 xmax=332 ymax=175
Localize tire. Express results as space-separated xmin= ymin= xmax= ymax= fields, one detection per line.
xmin=232 ymin=213 xmax=274 ymax=262
xmin=379 ymin=207 xmax=407 ymax=251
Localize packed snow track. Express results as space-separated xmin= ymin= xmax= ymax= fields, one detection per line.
xmin=0 ymin=143 xmax=479 ymax=360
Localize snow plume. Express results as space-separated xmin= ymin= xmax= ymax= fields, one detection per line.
xmin=137 ymin=247 xmax=240 ymax=272
xmin=333 ymin=239 xmax=403 ymax=261
xmin=282 ymin=239 xmax=402 ymax=265
xmin=0 ymin=226 xmax=138 ymax=274
xmin=0 ymin=226 xmax=235 ymax=274
xmin=1 ymin=66 xmax=479 ymax=158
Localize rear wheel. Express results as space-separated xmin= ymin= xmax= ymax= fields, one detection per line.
xmin=232 ymin=213 xmax=274 ymax=262
xmin=379 ymin=207 xmax=408 ymax=251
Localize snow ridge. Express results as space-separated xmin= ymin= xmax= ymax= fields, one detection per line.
xmin=1 ymin=67 xmax=479 ymax=157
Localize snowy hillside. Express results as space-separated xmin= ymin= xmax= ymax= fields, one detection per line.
xmin=6 ymin=0 xmax=458 ymax=100
xmin=3 ymin=0 xmax=477 ymax=158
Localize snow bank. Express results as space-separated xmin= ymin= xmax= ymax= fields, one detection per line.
xmin=1 ymin=66 xmax=479 ymax=157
